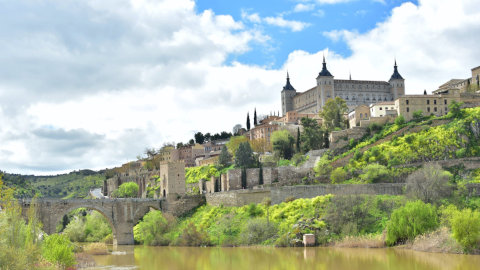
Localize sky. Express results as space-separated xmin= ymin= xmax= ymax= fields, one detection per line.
xmin=1 ymin=0 xmax=480 ymax=175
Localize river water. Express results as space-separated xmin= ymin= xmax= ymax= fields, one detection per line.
xmin=87 ymin=245 xmax=480 ymax=270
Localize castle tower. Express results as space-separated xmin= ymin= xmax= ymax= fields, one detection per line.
xmin=281 ymin=72 xmax=297 ymax=116
xmin=389 ymin=60 xmax=405 ymax=100
xmin=316 ymin=56 xmax=334 ymax=112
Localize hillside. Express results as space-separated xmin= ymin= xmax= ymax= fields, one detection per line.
xmin=1 ymin=169 xmax=105 ymax=198
xmin=317 ymin=107 xmax=480 ymax=184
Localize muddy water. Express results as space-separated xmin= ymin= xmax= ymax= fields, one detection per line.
xmin=87 ymin=245 xmax=480 ymax=270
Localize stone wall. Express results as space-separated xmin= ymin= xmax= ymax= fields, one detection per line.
xmin=329 ymin=127 xmax=367 ymax=150
xmin=161 ymin=195 xmax=205 ymax=216
xmin=206 ymin=183 xmax=405 ymax=207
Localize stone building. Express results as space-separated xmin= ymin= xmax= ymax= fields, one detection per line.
xmin=348 ymin=105 xmax=370 ymax=128
xmin=281 ymin=58 xmax=405 ymax=114
xmin=246 ymin=115 xmax=282 ymax=143
xmin=177 ymin=144 xmax=204 ymax=167
xmin=434 ymin=66 xmax=480 ymax=95
xmin=157 ymin=161 xmax=186 ymax=198
xmin=370 ymin=101 xmax=396 ymax=117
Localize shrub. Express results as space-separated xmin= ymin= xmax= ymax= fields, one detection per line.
xmin=330 ymin=167 xmax=348 ymax=183
xmin=405 ymin=163 xmax=452 ymax=203
xmin=386 ymin=200 xmax=438 ymax=246
xmin=246 ymin=203 xmax=264 ymax=217
xmin=413 ymin=110 xmax=424 ymax=121
xmin=112 ymin=182 xmax=139 ymax=198
xmin=277 ymin=159 xmax=291 ymax=167
xmin=451 ymin=208 xmax=480 ymax=252
xmin=175 ymin=222 xmax=211 ymax=246
xmin=42 ymin=234 xmax=76 ymax=268
xmin=359 ymin=163 xmax=391 ymax=183
xmin=83 ymin=242 xmax=108 ymax=255
xmin=314 ymin=155 xmax=332 ymax=176
xmin=240 ymin=218 xmax=278 ymax=245
xmin=394 ymin=115 xmax=405 ymax=126
xmin=134 ymin=210 xmax=174 ymax=246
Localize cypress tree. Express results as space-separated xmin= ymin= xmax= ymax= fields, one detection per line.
xmin=254 ymin=108 xmax=257 ymax=126
xmin=259 ymin=164 xmax=264 ymax=185
xmin=246 ymin=113 xmax=251 ymax=131
xmin=296 ymin=127 xmax=301 ymax=152
xmin=241 ymin=167 xmax=247 ymax=189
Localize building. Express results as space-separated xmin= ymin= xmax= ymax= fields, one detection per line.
xmin=434 ymin=66 xmax=480 ymax=95
xmin=157 ymin=161 xmax=186 ymax=198
xmin=178 ymin=144 xmax=205 ymax=167
xmin=278 ymin=110 xmax=321 ymax=125
xmin=246 ymin=115 xmax=281 ymax=143
xmin=281 ymin=58 xmax=405 ymax=115
xmin=370 ymin=101 xmax=396 ymax=117
xmin=348 ymin=105 xmax=370 ymax=128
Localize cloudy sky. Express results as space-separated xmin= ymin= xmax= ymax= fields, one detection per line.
xmin=1 ymin=0 xmax=479 ymax=175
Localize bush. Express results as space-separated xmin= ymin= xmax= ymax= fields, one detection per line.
xmin=330 ymin=167 xmax=348 ymax=184
xmin=413 ymin=110 xmax=424 ymax=121
xmin=395 ymin=115 xmax=405 ymax=126
xmin=405 ymin=163 xmax=452 ymax=203
xmin=386 ymin=200 xmax=438 ymax=246
xmin=451 ymin=208 xmax=480 ymax=252
xmin=359 ymin=163 xmax=390 ymax=183
xmin=112 ymin=182 xmax=139 ymax=198
xmin=134 ymin=210 xmax=174 ymax=246
xmin=42 ymin=234 xmax=76 ymax=268
xmin=314 ymin=155 xmax=332 ymax=176
xmin=246 ymin=203 xmax=264 ymax=217
xmin=175 ymin=222 xmax=211 ymax=246
xmin=240 ymin=218 xmax=278 ymax=245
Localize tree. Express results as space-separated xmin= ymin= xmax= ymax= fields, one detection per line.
xmin=176 ymin=142 xmax=184 ymax=149
xmin=412 ymin=110 xmax=423 ymax=121
xmin=271 ymin=130 xmax=295 ymax=160
xmin=226 ymin=136 xmax=248 ymax=157
xmin=246 ymin=113 xmax=251 ymax=131
xmin=232 ymin=124 xmax=242 ymax=135
xmin=300 ymin=117 xmax=324 ymax=152
xmin=112 ymin=182 xmax=139 ymax=198
xmin=217 ymin=145 xmax=231 ymax=167
xmin=405 ymin=163 xmax=452 ymax=203
xmin=188 ymin=139 xmax=195 ymax=145
xmin=204 ymin=133 xmax=211 ymax=142
xmin=249 ymin=138 xmax=272 ymax=153
xmin=319 ymin=97 xmax=348 ymax=130
xmin=296 ymin=127 xmax=301 ymax=152
xmin=448 ymin=100 xmax=464 ymax=118
xmin=194 ymin=132 xmax=205 ymax=144
xmin=394 ymin=115 xmax=405 ymax=125
xmin=235 ymin=142 xmax=255 ymax=168
xmin=254 ymin=108 xmax=258 ymax=126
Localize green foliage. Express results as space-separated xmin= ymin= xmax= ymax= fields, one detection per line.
xmin=271 ymin=130 xmax=295 ymax=160
xmin=134 ymin=210 xmax=174 ymax=246
xmin=42 ymin=234 xmax=76 ymax=268
xmin=330 ymin=167 xmax=348 ymax=183
xmin=235 ymin=142 xmax=255 ymax=168
xmin=300 ymin=117 xmax=324 ymax=152
xmin=319 ymin=97 xmax=348 ymax=130
xmin=412 ymin=110 xmax=424 ymax=121
xmin=240 ymin=218 xmax=278 ymax=245
xmin=175 ymin=222 xmax=212 ymax=246
xmin=217 ymin=145 xmax=232 ymax=167
xmin=63 ymin=210 xmax=112 ymax=242
xmin=386 ymin=200 xmax=438 ymax=246
xmin=394 ymin=115 xmax=405 ymax=126
xmin=185 ymin=164 xmax=219 ymax=184
xmin=451 ymin=208 xmax=480 ymax=252
xmin=405 ymin=163 xmax=452 ymax=203
xmin=112 ymin=182 xmax=139 ymax=198
xmin=291 ymin=153 xmax=308 ymax=167
xmin=227 ymin=136 xmax=248 ymax=157
xmin=359 ymin=163 xmax=391 ymax=183
xmin=277 ymin=159 xmax=291 ymax=167
xmin=448 ymin=100 xmax=464 ymax=118
xmin=314 ymin=155 xmax=332 ymax=176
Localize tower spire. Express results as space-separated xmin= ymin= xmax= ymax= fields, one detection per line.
xmin=318 ymin=54 xmax=333 ymax=77
xmin=389 ymin=58 xmax=403 ymax=80
xmin=283 ymin=70 xmax=295 ymax=91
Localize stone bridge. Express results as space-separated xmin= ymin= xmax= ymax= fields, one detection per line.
xmin=19 ymin=196 xmax=205 ymax=245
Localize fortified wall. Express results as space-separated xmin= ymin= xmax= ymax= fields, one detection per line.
xmin=329 ymin=127 xmax=367 ymax=150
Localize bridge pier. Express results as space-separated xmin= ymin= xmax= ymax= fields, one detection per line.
xmin=115 ymin=221 xmax=135 ymax=245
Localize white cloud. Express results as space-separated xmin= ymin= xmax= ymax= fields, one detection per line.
xmin=1 ymin=0 xmax=480 ymax=175
xmin=264 ymin=16 xmax=311 ymax=32
xmin=293 ymin=3 xmax=315 ymax=12
xmin=241 ymin=10 xmax=262 ymax=23
xmin=313 ymin=9 xmax=326 ymax=17
xmin=315 ymin=0 xmax=353 ymax=4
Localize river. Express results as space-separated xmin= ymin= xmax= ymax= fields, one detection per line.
xmin=85 ymin=245 xmax=480 ymax=270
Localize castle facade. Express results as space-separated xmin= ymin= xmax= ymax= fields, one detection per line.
xmin=281 ymin=57 xmax=405 ymax=114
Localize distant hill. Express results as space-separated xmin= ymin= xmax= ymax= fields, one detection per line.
xmin=1 ymin=169 xmax=105 ymax=199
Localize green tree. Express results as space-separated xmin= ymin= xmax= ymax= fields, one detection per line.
xmin=254 ymin=108 xmax=258 ymax=126
xmin=451 ymin=208 xmax=480 ymax=252
xmin=330 ymin=167 xmax=348 ymax=184
xmin=246 ymin=113 xmax=251 ymax=131
xmin=134 ymin=210 xmax=173 ymax=246
xmin=194 ymin=132 xmax=205 ymax=144
xmin=448 ymin=100 xmax=464 ymax=118
xmin=394 ymin=115 xmax=405 ymax=125
xmin=359 ymin=163 xmax=390 ymax=183
xmin=412 ymin=110 xmax=423 ymax=121
xmin=386 ymin=200 xmax=438 ymax=246
xmin=112 ymin=182 xmax=139 ymax=198
xmin=296 ymin=127 xmax=301 ymax=152
xmin=235 ymin=142 xmax=255 ymax=168
xmin=319 ymin=97 xmax=348 ymax=130
xmin=226 ymin=136 xmax=248 ymax=157
xmin=217 ymin=145 xmax=232 ymax=167
xmin=271 ymin=130 xmax=295 ymax=160
xmin=300 ymin=117 xmax=324 ymax=152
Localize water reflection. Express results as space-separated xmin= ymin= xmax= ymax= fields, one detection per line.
xmin=88 ymin=245 xmax=480 ymax=270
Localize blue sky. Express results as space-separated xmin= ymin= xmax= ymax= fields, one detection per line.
xmin=0 ymin=0 xmax=479 ymax=175
xmin=196 ymin=0 xmax=416 ymax=68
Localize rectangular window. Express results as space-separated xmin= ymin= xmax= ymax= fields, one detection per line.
xmin=434 ymin=100 xmax=437 ymax=105
xmin=407 ymin=107 xmax=410 ymax=112
xmin=406 ymin=100 xmax=409 ymax=105
xmin=434 ymin=107 xmax=437 ymax=112
xmin=427 ymin=107 xmax=430 ymax=112
xmin=444 ymin=100 xmax=447 ymax=105
xmin=427 ymin=100 xmax=430 ymax=105
xmin=445 ymin=107 xmax=448 ymax=111
xmin=379 ymin=107 xmax=382 ymax=110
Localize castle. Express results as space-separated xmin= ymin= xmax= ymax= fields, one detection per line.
xmin=281 ymin=57 xmax=405 ymax=114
